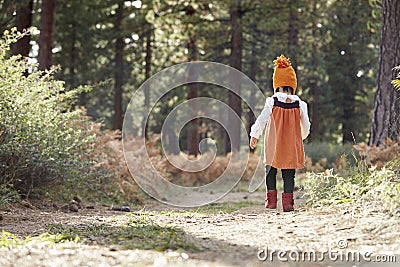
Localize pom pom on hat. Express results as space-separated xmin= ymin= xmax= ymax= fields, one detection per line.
xmin=273 ymin=54 xmax=297 ymax=93
xmin=274 ymin=54 xmax=291 ymax=68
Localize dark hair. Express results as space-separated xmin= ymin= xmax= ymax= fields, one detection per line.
xmin=275 ymin=86 xmax=294 ymax=94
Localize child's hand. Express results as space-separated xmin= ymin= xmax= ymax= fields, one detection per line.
xmin=250 ymin=137 xmax=258 ymax=149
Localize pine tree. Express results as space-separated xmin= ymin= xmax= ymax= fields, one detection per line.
xmin=38 ymin=0 xmax=55 ymax=70
xmin=12 ymin=0 xmax=33 ymax=58
xmin=370 ymin=0 xmax=400 ymax=145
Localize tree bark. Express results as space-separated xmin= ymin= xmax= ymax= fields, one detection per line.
xmin=142 ymin=25 xmax=153 ymax=138
xmin=287 ymin=0 xmax=299 ymax=66
xmin=114 ymin=1 xmax=124 ymax=130
xmin=227 ymin=2 xmax=243 ymax=153
xmin=144 ymin=27 xmax=152 ymax=109
xmin=187 ymin=38 xmax=199 ymax=156
xmin=69 ymin=20 xmax=78 ymax=99
xmin=309 ymin=0 xmax=319 ymax=139
xmin=38 ymin=0 xmax=55 ymax=71
xmin=13 ymin=0 xmax=33 ymax=58
xmin=369 ymin=0 xmax=400 ymax=145
xmin=248 ymin=25 xmax=257 ymax=153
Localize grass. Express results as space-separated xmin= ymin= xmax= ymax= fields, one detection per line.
xmin=183 ymin=200 xmax=258 ymax=214
xmin=0 ymin=230 xmax=80 ymax=248
xmin=1 ymin=220 xmax=196 ymax=252
xmin=0 ymin=185 xmax=21 ymax=206
xmin=144 ymin=200 xmax=258 ymax=219
xmin=47 ymin=212 xmax=199 ymax=252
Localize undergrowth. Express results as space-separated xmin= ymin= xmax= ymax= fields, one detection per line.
xmin=0 ymin=28 xmax=101 ymax=202
xmin=303 ymin=154 xmax=400 ymax=218
xmin=0 ymin=29 xmax=141 ymax=205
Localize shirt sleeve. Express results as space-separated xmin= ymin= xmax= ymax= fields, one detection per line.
xmin=249 ymin=97 xmax=274 ymax=139
xmin=299 ymin=101 xmax=311 ymax=140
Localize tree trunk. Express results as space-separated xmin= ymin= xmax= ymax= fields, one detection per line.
xmin=341 ymin=45 xmax=357 ymax=144
xmin=369 ymin=0 xmax=400 ymax=145
xmin=114 ymin=1 xmax=124 ymax=130
xmin=227 ymin=2 xmax=243 ymax=153
xmin=341 ymin=78 xmax=357 ymax=143
xmin=287 ymin=0 xmax=299 ymax=67
xmin=69 ymin=20 xmax=78 ymax=99
xmin=38 ymin=0 xmax=55 ymax=71
xmin=310 ymin=0 xmax=319 ymax=139
xmin=142 ymin=25 xmax=153 ymax=138
xmin=187 ymin=38 xmax=199 ymax=156
xmin=13 ymin=0 xmax=33 ymax=58
xmin=144 ymin=27 xmax=152 ymax=109
xmin=248 ymin=26 xmax=257 ymax=153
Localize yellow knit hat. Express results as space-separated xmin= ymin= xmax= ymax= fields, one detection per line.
xmin=273 ymin=54 xmax=297 ymax=93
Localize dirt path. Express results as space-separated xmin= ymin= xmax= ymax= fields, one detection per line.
xmin=1 ymin=191 xmax=399 ymax=267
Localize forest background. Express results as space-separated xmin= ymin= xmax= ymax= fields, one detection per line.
xmin=1 ymin=0 xmax=400 ymax=203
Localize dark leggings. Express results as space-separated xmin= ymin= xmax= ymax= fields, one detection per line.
xmin=265 ymin=166 xmax=295 ymax=193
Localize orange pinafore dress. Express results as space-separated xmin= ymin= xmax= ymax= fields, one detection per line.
xmin=264 ymin=97 xmax=305 ymax=169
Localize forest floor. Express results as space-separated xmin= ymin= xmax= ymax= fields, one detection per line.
xmin=0 ymin=190 xmax=399 ymax=267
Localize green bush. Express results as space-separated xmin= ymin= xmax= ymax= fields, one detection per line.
xmin=0 ymin=29 xmax=95 ymax=200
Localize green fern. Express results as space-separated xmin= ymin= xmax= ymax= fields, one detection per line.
xmin=392 ymin=79 xmax=400 ymax=90
xmin=393 ymin=66 xmax=400 ymax=90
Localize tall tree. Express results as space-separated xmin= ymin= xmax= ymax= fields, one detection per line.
xmin=309 ymin=0 xmax=320 ymax=139
xmin=184 ymin=3 xmax=200 ymax=156
xmin=12 ymin=0 xmax=33 ymax=58
xmin=54 ymin=0 xmax=117 ymax=128
xmin=287 ymin=0 xmax=299 ymax=66
xmin=227 ymin=1 xmax=243 ymax=153
xmin=142 ymin=23 xmax=153 ymax=138
xmin=144 ymin=25 xmax=152 ymax=89
xmin=0 ymin=0 xmax=15 ymax=34
xmin=187 ymin=37 xmax=199 ymax=156
xmin=370 ymin=0 xmax=400 ymax=145
xmin=247 ymin=23 xmax=257 ymax=154
xmin=38 ymin=0 xmax=55 ymax=70
xmin=323 ymin=0 xmax=378 ymax=143
xmin=114 ymin=1 xmax=124 ymax=130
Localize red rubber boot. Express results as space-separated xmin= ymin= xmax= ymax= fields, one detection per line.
xmin=282 ymin=193 xmax=294 ymax=212
xmin=265 ymin=190 xmax=277 ymax=209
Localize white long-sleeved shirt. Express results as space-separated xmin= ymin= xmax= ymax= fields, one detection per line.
xmin=250 ymin=92 xmax=311 ymax=140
